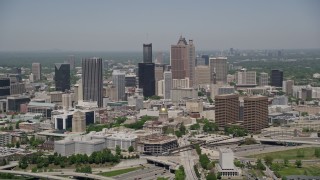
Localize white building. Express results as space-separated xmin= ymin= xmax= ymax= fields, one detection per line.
xmin=164 ymin=71 xmax=172 ymax=100
xmin=259 ymin=72 xmax=269 ymax=86
xmin=235 ymin=69 xmax=256 ymax=85
xmin=128 ymin=94 xmax=144 ymax=110
xmin=171 ymin=88 xmax=197 ymax=103
xmin=216 ymin=148 xmax=241 ymax=177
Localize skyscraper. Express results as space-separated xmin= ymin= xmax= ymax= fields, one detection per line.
xmin=65 ymin=55 xmax=76 ymax=70
xmin=82 ymin=57 xmax=103 ymax=107
xmin=143 ymin=43 xmax=152 ymax=63
xmin=112 ymin=70 xmax=126 ymax=101
xmin=55 ymin=63 xmax=70 ymax=92
xmin=170 ymin=36 xmax=195 ymax=87
xmin=138 ymin=63 xmax=155 ymax=97
xmin=259 ymin=72 xmax=269 ymax=86
xmin=235 ymin=69 xmax=256 ymax=85
xmin=209 ymin=57 xmax=227 ymax=84
xmin=163 ymin=71 xmax=172 ymax=99
xmin=283 ymin=80 xmax=294 ymax=96
xmin=32 ymin=63 xmax=41 ymax=81
xmin=271 ymin=70 xmax=283 ymax=87
xmin=215 ymin=94 xmax=239 ymax=128
xmin=72 ymin=111 xmax=86 ymax=132
xmin=243 ymin=96 xmax=268 ymax=133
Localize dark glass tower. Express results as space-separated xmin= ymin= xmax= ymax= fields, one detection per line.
xmin=82 ymin=57 xmax=103 ymax=107
xmin=0 ymin=78 xmax=10 ymax=98
xmin=143 ymin=43 xmax=152 ymax=63
xmin=271 ymin=69 xmax=283 ymax=87
xmin=55 ymin=63 xmax=70 ymax=92
xmin=138 ymin=63 xmax=155 ymax=97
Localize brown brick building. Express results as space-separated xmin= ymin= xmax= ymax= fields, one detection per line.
xmin=243 ymin=96 xmax=268 ymax=133
xmin=215 ymin=94 xmax=239 ymax=128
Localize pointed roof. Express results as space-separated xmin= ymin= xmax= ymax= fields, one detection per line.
xmin=177 ymin=36 xmax=188 ymax=45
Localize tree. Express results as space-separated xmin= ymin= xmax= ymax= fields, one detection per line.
xmin=315 ymin=148 xmax=320 ymax=158
xmin=264 ymin=155 xmax=273 ymax=166
xmin=295 ymin=160 xmax=302 ymax=168
xmin=206 ymin=173 xmax=217 ymax=180
xmin=217 ymin=172 xmax=222 ymax=179
xmin=256 ymin=159 xmax=266 ymax=170
xmin=128 ymin=146 xmax=134 ymax=153
xmin=15 ymin=141 xmax=20 ymax=148
xmin=199 ymin=154 xmax=210 ymax=169
xmin=179 ymin=124 xmax=186 ymax=135
xmin=8 ymin=125 xmax=13 ymax=131
xmin=175 ymin=166 xmax=186 ymax=180
xmin=116 ymin=145 xmax=121 ymax=156
xmin=194 ymin=144 xmax=201 ymax=155
xmin=31 ymin=167 xmax=37 ymax=173
xmin=283 ymin=158 xmax=289 ymax=167
xmin=15 ymin=121 xmax=20 ymax=129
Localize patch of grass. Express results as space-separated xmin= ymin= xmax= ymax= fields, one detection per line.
xmin=99 ymin=167 xmax=142 ymax=177
xmin=279 ymin=164 xmax=320 ymax=176
xmin=249 ymin=147 xmax=319 ymax=160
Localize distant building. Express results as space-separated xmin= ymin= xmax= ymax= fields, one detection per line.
xmin=196 ymin=57 xmax=206 ymax=66
xmin=27 ymin=102 xmax=56 ymax=118
xmin=272 ymin=96 xmax=288 ymax=105
xmin=0 ymin=78 xmax=11 ymax=99
xmin=55 ymin=63 xmax=70 ymax=92
xmin=125 ymin=74 xmax=136 ymax=87
xmin=217 ymin=86 xmax=235 ymax=95
xmin=283 ymin=80 xmax=294 ymax=96
xmin=209 ymin=57 xmax=227 ymax=84
xmin=138 ymin=63 xmax=155 ymax=97
xmin=301 ymin=88 xmax=312 ymax=101
xmin=65 ymin=55 xmax=76 ymax=70
xmin=271 ymin=70 xmax=283 ymax=87
xmin=172 ymin=78 xmax=189 ymax=89
xmin=195 ymin=66 xmax=211 ymax=86
xmin=72 ymin=111 xmax=86 ymax=133
xmin=137 ymin=134 xmax=178 ymax=155
xmin=215 ymin=94 xmax=239 ymax=128
xmin=143 ymin=43 xmax=152 ymax=63
xmin=171 ymin=88 xmax=197 ymax=103
xmin=82 ymin=57 xmax=103 ymax=107
xmin=53 ymin=110 xmax=94 ymax=130
xmin=216 ymin=148 xmax=241 ymax=177
xmin=0 ymin=132 xmax=12 ymax=147
xmin=201 ymin=55 xmax=209 ymax=65
xmin=32 ymin=63 xmax=41 ymax=81
xmin=235 ymin=69 xmax=256 ymax=85
xmin=62 ymin=93 xmax=72 ymax=110
xmin=259 ymin=72 xmax=269 ymax=86
xmin=112 ymin=70 xmax=126 ymax=101
xmin=10 ymin=83 xmax=26 ymax=95
xmin=243 ymin=96 xmax=268 ymax=133
xmin=7 ymin=95 xmax=30 ymax=112
xmin=163 ymin=71 xmax=172 ymax=100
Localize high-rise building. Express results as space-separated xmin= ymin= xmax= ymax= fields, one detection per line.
xmin=143 ymin=43 xmax=152 ymax=63
xmin=170 ymin=36 xmax=195 ymax=87
xmin=235 ymin=69 xmax=256 ymax=85
xmin=301 ymin=88 xmax=312 ymax=101
xmin=65 ymin=55 xmax=76 ymax=70
xmin=209 ymin=57 xmax=227 ymax=84
xmin=112 ymin=70 xmax=126 ymax=101
xmin=201 ymin=55 xmax=209 ymax=65
xmin=163 ymin=71 xmax=172 ymax=99
xmin=138 ymin=63 xmax=155 ymax=97
xmin=155 ymin=65 xmax=164 ymax=95
xmin=82 ymin=57 xmax=103 ymax=107
xmin=215 ymin=94 xmax=239 ymax=128
xmin=271 ymin=70 xmax=283 ymax=87
xmin=283 ymin=80 xmax=294 ymax=96
xmin=243 ymin=96 xmax=268 ymax=133
xmin=259 ymin=72 xmax=269 ymax=86
xmin=72 ymin=111 xmax=86 ymax=132
xmin=62 ymin=93 xmax=72 ymax=110
xmin=0 ymin=78 xmax=11 ymax=99
xmin=32 ymin=63 xmax=41 ymax=81
xmin=195 ymin=66 xmax=211 ymax=86
xmin=55 ymin=63 xmax=70 ymax=92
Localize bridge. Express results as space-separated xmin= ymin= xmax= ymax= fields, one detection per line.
xmin=257 ymin=138 xmax=320 ymax=145
xmin=0 ymin=162 xmax=18 ymax=170
xmin=41 ymin=171 xmax=113 ymax=180
xmin=0 ymin=170 xmax=69 ymax=180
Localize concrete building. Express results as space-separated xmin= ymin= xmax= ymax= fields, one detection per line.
xmin=235 ymin=69 xmax=256 ymax=85
xmin=105 ymin=133 xmax=137 ymax=150
xmin=271 ymin=69 xmax=283 ymax=87
xmin=272 ymin=96 xmax=288 ymax=105
xmin=283 ymin=80 xmax=294 ymax=96
xmin=49 ymin=91 xmax=63 ymax=103
xmin=112 ymin=70 xmax=126 ymax=101
xmin=27 ymin=102 xmax=56 ymax=118
xmin=171 ymin=88 xmax=197 ymax=103
xmin=0 ymin=132 xmax=11 ymax=147
xmin=301 ymin=88 xmax=312 ymax=101
xmin=215 ymin=94 xmax=239 ymax=128
xmin=10 ymin=83 xmax=26 ymax=95
xmin=209 ymin=57 xmax=227 ymax=84
xmin=125 ymin=74 xmax=136 ymax=87
xmin=32 ymin=63 xmax=41 ymax=81
xmin=157 ymin=80 xmax=164 ymax=97
xmin=55 ymin=63 xmax=70 ymax=92
xmin=218 ymin=86 xmax=235 ymax=95
xmin=163 ymin=71 xmax=172 ymax=100
xmin=53 ymin=110 xmax=95 ymax=130
xmin=82 ymin=57 xmax=103 ymax=107
xmin=7 ymin=95 xmax=30 ymax=112
xmin=128 ymin=94 xmax=144 ymax=110
xmin=72 ymin=111 xmax=86 ymax=133
xmin=243 ymin=96 xmax=268 ymax=133
xmin=171 ymin=36 xmax=195 ymax=87
xmin=62 ymin=93 xmax=72 ymax=110
xmin=217 ymin=148 xmax=240 ymax=177
xmin=172 ymin=78 xmax=189 ymax=89
xmin=137 ymin=134 xmax=178 ymax=155
xmin=186 ymin=99 xmax=203 ymax=113
xmin=259 ymin=72 xmax=269 ymax=86
xmin=195 ymin=65 xmax=211 ymax=86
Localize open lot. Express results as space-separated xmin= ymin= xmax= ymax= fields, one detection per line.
xmin=98 ymin=167 xmax=142 ymax=177
xmin=278 ymin=163 xmax=320 ymax=177
xmin=248 ymin=147 xmax=320 ymax=160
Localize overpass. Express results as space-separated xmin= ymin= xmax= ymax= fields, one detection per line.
xmin=0 ymin=170 xmax=68 ymax=180
xmin=41 ymin=171 xmax=113 ymax=180
xmin=0 ymin=162 xmax=18 ymax=170
xmin=146 ymin=157 xmax=178 ymax=173
xmin=257 ymin=138 xmax=320 ymax=145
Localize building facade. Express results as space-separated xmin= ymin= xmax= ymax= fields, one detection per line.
xmin=55 ymin=63 xmax=70 ymax=92
xmin=243 ymin=96 xmax=268 ymax=133
xmin=138 ymin=63 xmax=155 ymax=97
xmin=143 ymin=43 xmax=152 ymax=63
xmin=32 ymin=63 xmax=41 ymax=81
xmin=271 ymin=70 xmax=283 ymax=87
xmin=209 ymin=57 xmax=227 ymax=84
xmin=259 ymin=72 xmax=269 ymax=86
xmin=163 ymin=71 xmax=172 ymax=100
xmin=112 ymin=70 xmax=126 ymax=101
xmin=215 ymin=94 xmax=239 ymax=128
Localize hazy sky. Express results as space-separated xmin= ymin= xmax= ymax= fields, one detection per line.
xmin=0 ymin=0 xmax=319 ymax=51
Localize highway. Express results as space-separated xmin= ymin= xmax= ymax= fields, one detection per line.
xmin=179 ymin=136 xmax=198 ymax=180
xmin=0 ymin=161 xmax=18 ymax=170
xmin=0 ymin=170 xmax=69 ymax=180
xmin=42 ymin=171 xmax=114 ymax=180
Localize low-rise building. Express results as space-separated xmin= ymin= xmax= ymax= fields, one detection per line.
xmin=216 ymin=148 xmax=241 ymax=177
xmin=0 ymin=132 xmax=11 ymax=146
xmin=137 ymin=134 xmax=178 ymax=155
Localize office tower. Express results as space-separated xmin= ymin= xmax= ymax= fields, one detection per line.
xmin=55 ymin=63 xmax=70 ymax=92
xmin=163 ymin=71 xmax=172 ymax=99
xmin=10 ymin=83 xmax=26 ymax=95
xmin=201 ymin=55 xmax=209 ymax=65
xmin=65 ymin=55 xmax=76 ymax=70
xmin=172 ymin=78 xmax=190 ymax=89
xmin=170 ymin=36 xmax=195 ymax=87
xmin=155 ymin=65 xmax=164 ymax=95
xmin=32 ymin=63 xmax=41 ymax=81
xmin=259 ymin=72 xmax=269 ymax=86
xmin=82 ymin=57 xmax=103 ymax=107
xmin=271 ymin=70 xmax=283 ymax=87
xmin=72 ymin=111 xmax=86 ymax=132
xmin=125 ymin=74 xmax=136 ymax=87
xmin=243 ymin=96 xmax=268 ymax=133
xmin=209 ymin=57 xmax=227 ymax=84
xmin=235 ymin=69 xmax=256 ymax=85
xmin=143 ymin=43 xmax=152 ymax=63
xmin=196 ymin=57 xmax=206 ymax=66
xmin=301 ymin=88 xmax=312 ymax=101
xmin=195 ymin=66 xmax=211 ymax=86
xmin=138 ymin=63 xmax=155 ymax=97
xmin=62 ymin=93 xmax=72 ymax=110
xmin=7 ymin=95 xmax=30 ymax=112
xmin=112 ymin=70 xmax=126 ymax=101
xmin=283 ymin=80 xmax=294 ymax=96
xmin=0 ymin=78 xmax=11 ymax=99
xmin=215 ymin=94 xmax=239 ymax=128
